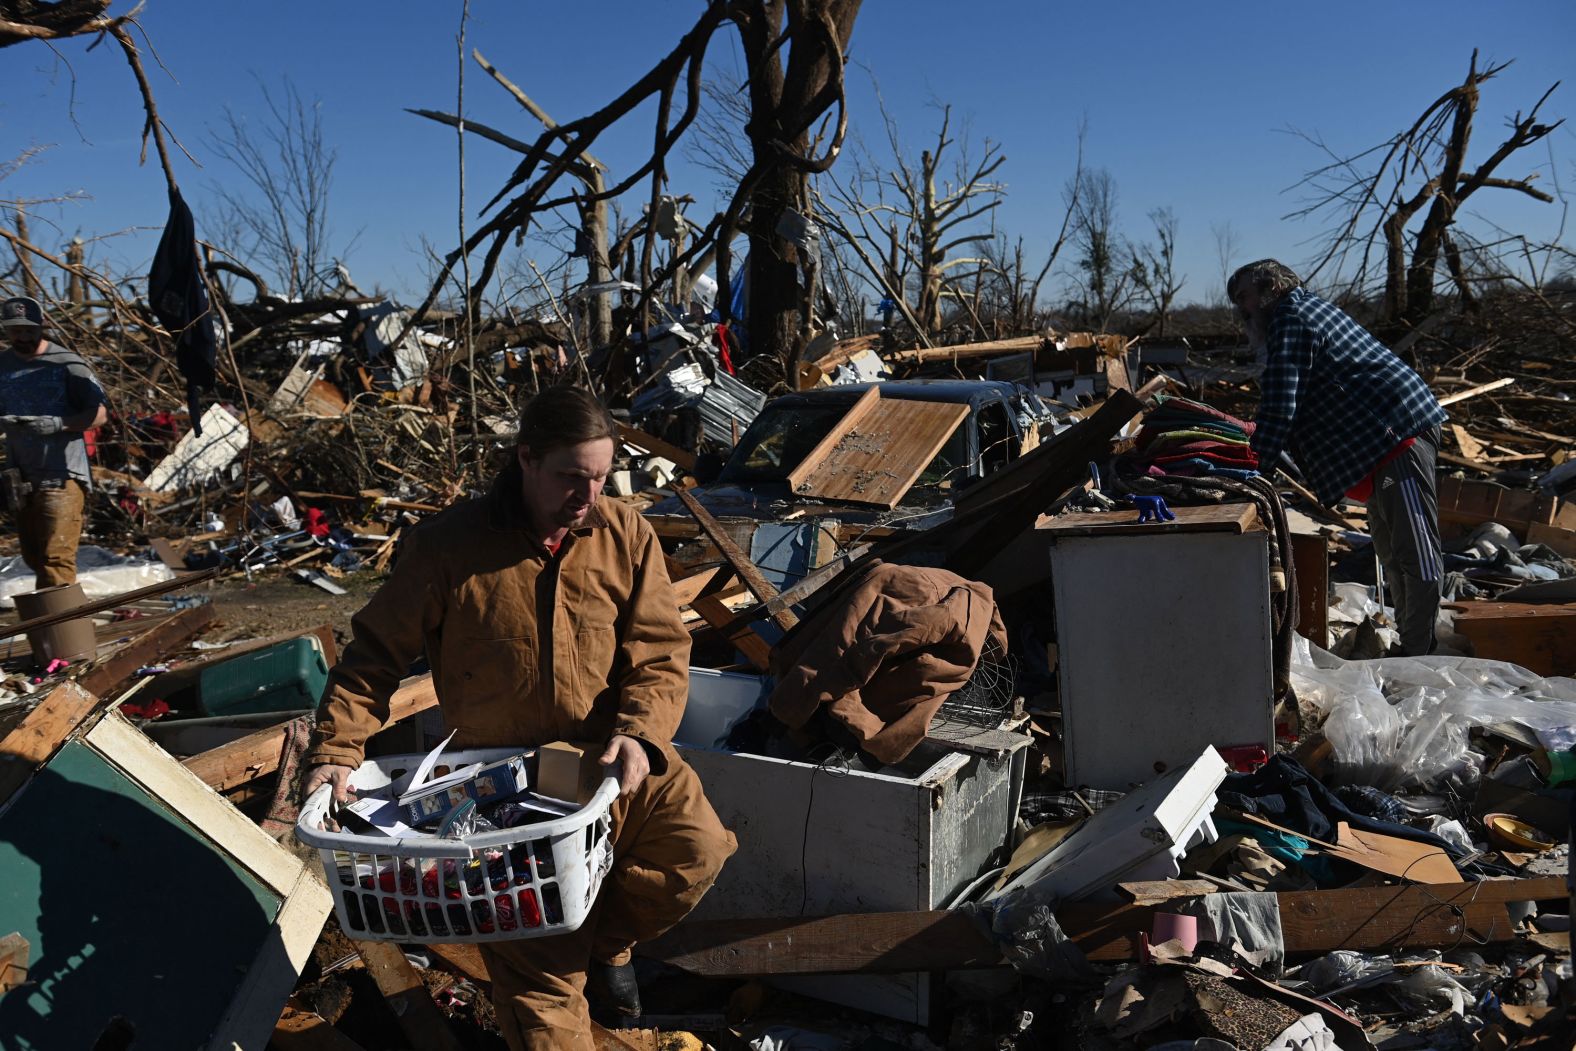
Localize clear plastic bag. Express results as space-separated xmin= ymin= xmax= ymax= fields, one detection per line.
xmin=1301 ymin=950 xmax=1394 ymax=993
xmin=1293 ymin=636 xmax=1576 ymax=792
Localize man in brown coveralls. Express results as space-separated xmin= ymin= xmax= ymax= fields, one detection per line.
xmin=302 ymin=385 xmax=736 ymax=1048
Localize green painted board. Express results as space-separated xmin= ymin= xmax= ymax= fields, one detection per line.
xmin=0 ymin=740 xmax=283 ymax=1050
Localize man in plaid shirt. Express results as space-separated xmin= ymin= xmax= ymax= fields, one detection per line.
xmin=1229 ymin=260 xmax=1447 ymax=656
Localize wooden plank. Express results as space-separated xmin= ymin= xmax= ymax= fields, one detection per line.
xmin=1035 ymin=502 xmax=1260 ymax=538
xmin=272 ymin=1006 xmax=370 ymax=1051
xmin=645 ymin=879 xmax=1560 ymax=977
xmin=0 ymin=567 xmax=219 ymax=643
xmin=78 ymin=715 xmax=333 ymax=1050
xmin=785 ymin=385 xmax=880 ymax=492
xmin=76 ymin=603 xmax=217 ymax=698
xmin=614 ymin=421 xmax=697 ymax=472
xmin=888 ymin=335 xmax=1044 ymax=364
xmin=0 ymin=682 xmax=101 ymax=807
xmin=183 ymin=673 xmax=438 ymax=792
xmin=1446 ymin=601 xmax=1576 ymax=676
xmin=954 ymin=391 xmax=1140 ymax=517
xmin=1289 ymin=532 xmax=1331 ymax=648
xmin=1438 ymin=376 xmax=1515 ymax=406
xmin=1528 ymin=522 xmax=1576 ymax=560
xmin=722 ymin=543 xmax=872 ymax=629
xmin=1117 ymin=880 xmax=1221 ymax=906
xmin=792 ymin=397 xmax=970 ymax=509
xmin=1277 ymin=470 xmax=1362 ymax=531
xmin=1450 ymin=423 xmax=1488 ymax=462
xmin=356 ymin=940 xmax=463 ymax=1051
xmin=937 ymin=391 xmax=1146 ymax=579
xmin=690 ymin=595 xmax=772 ymax=671
xmin=428 ymin=942 xmax=492 ymax=986
xmin=668 ymin=566 xmax=728 ymax=609
xmin=675 ymin=487 xmax=797 ymax=631
xmin=0 ymin=932 xmax=28 ymax=994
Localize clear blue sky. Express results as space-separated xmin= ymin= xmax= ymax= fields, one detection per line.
xmin=4 ymin=1 xmax=1573 ymax=309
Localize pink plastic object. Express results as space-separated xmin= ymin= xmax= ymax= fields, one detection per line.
xmin=1150 ymin=912 xmax=1199 ymax=953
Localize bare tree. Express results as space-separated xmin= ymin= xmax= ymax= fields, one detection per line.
xmin=1211 ymin=219 xmax=1241 ymax=307
xmin=825 ymin=103 xmax=1004 ymax=340
xmin=729 ymin=0 xmax=862 ymax=367
xmin=208 ymin=77 xmax=346 ymax=300
xmin=1288 ymin=49 xmax=1563 ymax=324
xmin=1065 ymin=167 xmax=1132 ymax=330
xmin=1129 ymin=206 xmax=1184 ymax=336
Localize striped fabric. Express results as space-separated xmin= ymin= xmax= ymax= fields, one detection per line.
xmin=1398 ymin=475 xmax=1442 ymax=582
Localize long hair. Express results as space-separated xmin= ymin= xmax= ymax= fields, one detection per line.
xmin=516 ymin=384 xmax=616 ymax=462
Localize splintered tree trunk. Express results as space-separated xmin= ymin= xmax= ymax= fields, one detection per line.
xmin=586 ymin=172 xmax=614 ymax=348
xmin=736 ymin=0 xmax=862 ymax=366
xmin=746 ymin=163 xmax=807 ymax=365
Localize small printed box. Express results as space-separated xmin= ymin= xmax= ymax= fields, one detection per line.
xmin=398 ymin=754 xmax=530 ymax=827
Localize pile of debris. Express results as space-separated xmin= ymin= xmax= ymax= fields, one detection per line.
xmin=1 ymin=298 xmax=1575 ymax=1050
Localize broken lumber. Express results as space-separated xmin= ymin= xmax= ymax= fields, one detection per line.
xmin=676 ymin=487 xmax=797 ymax=631
xmin=355 ymin=940 xmax=464 ymax=1051
xmin=1438 ymin=376 xmax=1515 ymax=407
xmin=184 ymin=673 xmax=438 ymax=791
xmin=643 ymin=878 xmax=1559 ymax=977
xmin=0 ymin=567 xmax=219 ymax=643
xmin=690 ymin=594 xmax=773 ymax=672
xmin=0 ymin=932 xmax=27 ymax=994
xmin=76 ymin=603 xmax=217 ymax=698
xmin=272 ymin=1007 xmax=369 ymax=1051
xmin=1276 ymin=471 xmax=1361 ymax=532
xmin=0 ymin=681 xmax=101 ymax=806
xmin=615 ymin=421 xmax=697 ymax=472
xmin=888 ymin=335 xmax=1044 ymax=364
xmin=943 ymin=391 xmax=1144 ymax=577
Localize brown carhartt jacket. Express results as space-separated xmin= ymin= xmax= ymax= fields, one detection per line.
xmin=305 ymin=470 xmax=691 ymax=772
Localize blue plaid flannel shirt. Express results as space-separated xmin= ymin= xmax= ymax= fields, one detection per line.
xmin=1251 ymin=288 xmax=1445 ymax=505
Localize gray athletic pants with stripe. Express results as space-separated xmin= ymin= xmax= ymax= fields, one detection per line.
xmin=1366 ymin=426 xmax=1443 ymax=656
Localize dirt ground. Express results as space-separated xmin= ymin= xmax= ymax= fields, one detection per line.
xmin=201 ymin=570 xmax=383 ymax=650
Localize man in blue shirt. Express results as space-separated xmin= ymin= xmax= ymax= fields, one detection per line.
xmin=1228 ymin=260 xmax=1447 ymax=656
xmin=0 ymin=296 xmax=107 ymax=590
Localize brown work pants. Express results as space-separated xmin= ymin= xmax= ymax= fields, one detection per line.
xmin=18 ymin=480 xmax=84 ymax=589
xmin=481 ymin=754 xmax=735 ymax=1049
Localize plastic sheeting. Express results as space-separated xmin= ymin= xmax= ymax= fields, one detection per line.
xmin=1177 ymin=890 xmax=1287 ymax=973
xmin=0 ymin=545 xmax=174 ymax=609
xmin=1293 ymin=635 xmax=1576 ymax=792
xmin=962 ymin=895 xmax=1093 ymax=983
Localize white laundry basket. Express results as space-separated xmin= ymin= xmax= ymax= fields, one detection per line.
xmin=297 ymin=748 xmax=619 ymax=944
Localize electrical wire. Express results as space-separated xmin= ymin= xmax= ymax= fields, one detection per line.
xmin=797 ymin=744 xmax=851 ymax=917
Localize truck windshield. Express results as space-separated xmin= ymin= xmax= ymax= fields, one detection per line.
xmin=720 ymin=404 xmax=849 ymax=482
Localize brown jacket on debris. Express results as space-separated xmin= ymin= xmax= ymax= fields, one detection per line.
xmin=768 ymin=561 xmax=1009 ymax=764
xmin=305 ymin=472 xmax=692 ymax=771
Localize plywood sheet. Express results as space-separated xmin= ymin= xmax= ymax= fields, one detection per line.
xmin=792 ymin=397 xmax=969 ymax=508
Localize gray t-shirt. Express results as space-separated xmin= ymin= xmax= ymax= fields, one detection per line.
xmin=0 ymin=342 xmax=105 ymax=487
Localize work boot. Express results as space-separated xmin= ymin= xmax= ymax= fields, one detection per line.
xmin=588 ymin=959 xmax=642 ymax=1019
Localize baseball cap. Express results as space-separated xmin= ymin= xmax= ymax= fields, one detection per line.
xmin=1 ymin=296 xmax=44 ymax=330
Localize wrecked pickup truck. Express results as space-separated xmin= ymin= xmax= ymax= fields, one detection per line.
xmin=642 ymin=379 xmax=1053 ymax=523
